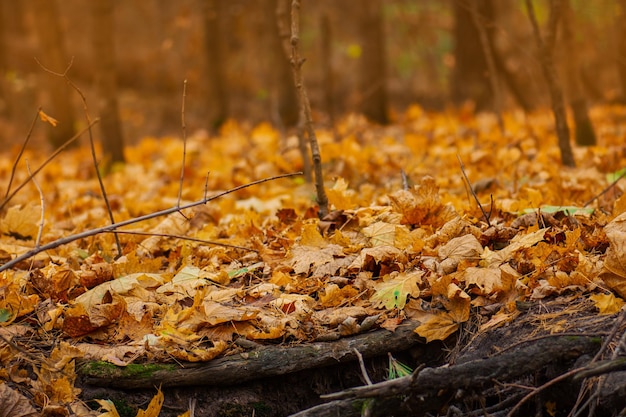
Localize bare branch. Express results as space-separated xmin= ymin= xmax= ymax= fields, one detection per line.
xmin=0 ymin=172 xmax=301 ymax=272
xmin=288 ymin=0 xmax=329 ymax=219
xmin=0 ymin=119 xmax=98 ymax=212
xmin=107 ymin=230 xmax=258 ymax=253
xmin=178 ymin=79 xmax=188 ymax=208
xmin=35 ymin=57 xmax=123 ymax=257
xmin=458 ymin=155 xmax=491 ymax=227
xmin=6 ymin=108 xmax=40 ymax=200
xmin=25 ymin=160 xmax=44 ymax=248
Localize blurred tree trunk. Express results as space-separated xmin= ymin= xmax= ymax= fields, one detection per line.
xmin=199 ymin=0 xmax=228 ymax=130
xmin=467 ymin=0 xmax=503 ymax=133
xmin=263 ymin=0 xmax=299 ymax=128
xmin=320 ymin=12 xmax=335 ymax=127
xmin=452 ymin=0 xmax=494 ymax=110
xmin=617 ymin=0 xmax=626 ymax=102
xmin=92 ymin=0 xmax=125 ymax=164
xmin=525 ymin=0 xmax=575 ymax=167
xmin=31 ymin=0 xmax=76 ymax=148
xmin=561 ymin=0 xmax=595 ymax=146
xmin=356 ymin=0 xmax=388 ymax=124
xmin=0 ymin=1 xmax=7 ymax=117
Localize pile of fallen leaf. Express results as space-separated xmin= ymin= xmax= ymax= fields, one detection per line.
xmin=2 ymin=105 xmax=626 ymax=416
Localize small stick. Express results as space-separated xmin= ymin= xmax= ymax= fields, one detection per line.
xmin=25 ymin=160 xmax=44 ymax=249
xmin=107 ymin=230 xmax=257 ymax=253
xmin=458 ymin=155 xmax=491 ymax=226
xmin=288 ymin=0 xmax=329 ymax=219
xmin=583 ymin=169 xmax=626 ymax=207
xmin=35 ymin=57 xmax=122 ymax=258
xmin=0 ymin=172 xmax=301 ymax=272
xmin=0 ymin=119 xmax=98 ymax=212
xmin=353 ymin=348 xmax=373 ymax=385
xmin=178 ymin=80 xmax=188 ymax=208
xmin=6 ymin=108 xmax=40 ymax=200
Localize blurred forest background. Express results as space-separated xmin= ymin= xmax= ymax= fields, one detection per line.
xmin=0 ymin=0 xmax=623 ymax=155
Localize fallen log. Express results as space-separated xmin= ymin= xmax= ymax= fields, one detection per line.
xmin=291 ymin=334 xmax=601 ymax=417
xmin=78 ymin=320 xmax=425 ymax=389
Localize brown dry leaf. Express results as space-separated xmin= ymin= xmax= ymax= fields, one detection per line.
xmin=389 ymin=176 xmax=456 ymax=227
xmin=288 ymin=244 xmax=343 ymax=276
xmin=411 ymin=310 xmax=460 ymax=343
xmin=0 ymin=382 xmax=38 ymax=417
xmin=599 ymin=212 xmax=626 ymax=298
xmin=481 ymin=228 xmax=547 ymax=268
xmin=438 ymin=234 xmax=483 ymax=274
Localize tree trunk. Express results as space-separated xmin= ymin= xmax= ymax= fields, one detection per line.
xmin=356 ymin=0 xmax=388 ymax=124
xmin=451 ymin=0 xmax=494 ymax=111
xmin=525 ymin=0 xmax=576 ymax=167
xmin=199 ymin=0 xmax=228 ymax=131
xmin=562 ymin=0 xmax=596 ymax=146
xmin=263 ymin=0 xmax=299 ymax=128
xmin=92 ymin=0 xmax=125 ymax=164
xmin=617 ymin=0 xmax=626 ymax=102
xmin=31 ymin=0 xmax=76 ymax=148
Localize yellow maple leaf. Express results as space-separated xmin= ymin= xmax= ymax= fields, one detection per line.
xmin=412 ymin=310 xmax=459 ymax=342
xmin=95 ymin=399 xmax=121 ymax=417
xmin=0 ymin=204 xmax=40 ymax=239
xmin=590 ymin=293 xmax=625 ymax=315
xmin=362 ymin=221 xmax=396 ymax=247
xmin=326 ymin=177 xmax=358 ymax=210
xmin=370 ymin=271 xmax=422 ymax=309
xmin=136 ymin=388 xmax=164 ymax=417
xmin=299 ymin=222 xmax=328 ymax=247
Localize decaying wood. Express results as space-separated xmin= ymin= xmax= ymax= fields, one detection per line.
xmin=292 ymin=335 xmax=601 ymax=417
xmin=79 ymin=321 xmax=424 ymax=389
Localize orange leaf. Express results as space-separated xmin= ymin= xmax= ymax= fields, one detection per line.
xmin=38 ymin=109 xmax=58 ymax=126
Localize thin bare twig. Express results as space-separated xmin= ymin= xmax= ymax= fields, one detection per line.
xmin=0 ymin=120 xmax=99 ymax=212
xmin=458 ymin=155 xmax=491 ymax=226
xmin=178 ymin=80 xmax=188 ymax=208
xmin=6 ymin=109 xmax=40 ymax=200
xmin=25 ymin=160 xmax=44 ymax=249
xmin=353 ymin=348 xmax=373 ymax=386
xmin=0 ymin=172 xmax=301 ymax=272
xmin=35 ymin=57 xmax=123 ymax=258
xmin=107 ymin=230 xmax=257 ymax=253
xmin=583 ymin=170 xmax=626 ymax=207
xmin=287 ymin=0 xmax=329 ymax=219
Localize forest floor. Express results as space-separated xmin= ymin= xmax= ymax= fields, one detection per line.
xmin=1 ymin=105 xmax=626 ymax=417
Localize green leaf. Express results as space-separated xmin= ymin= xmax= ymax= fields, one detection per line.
xmin=521 ymin=206 xmax=593 ymax=216
xmin=0 ymin=308 xmax=12 ymax=323
xmin=370 ymin=271 xmax=422 ymax=310
xmin=607 ymin=167 xmax=626 ymax=184
xmin=388 ymin=353 xmax=412 ymax=379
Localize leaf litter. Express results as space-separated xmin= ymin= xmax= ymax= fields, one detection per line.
xmin=0 ymin=107 xmax=625 ymax=414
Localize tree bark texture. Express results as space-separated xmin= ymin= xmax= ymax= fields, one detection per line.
xmin=92 ymin=0 xmax=125 ymax=164
xmin=31 ymin=0 xmax=76 ymax=148
xmin=199 ymin=0 xmax=228 ymax=130
xmin=356 ymin=0 xmax=388 ymax=124
xmin=525 ymin=0 xmax=576 ymax=167
xmin=78 ymin=321 xmax=425 ymax=389
xmin=452 ymin=0 xmax=494 ymax=111
xmin=561 ymin=0 xmax=596 ymax=146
